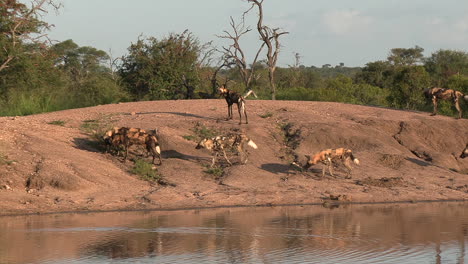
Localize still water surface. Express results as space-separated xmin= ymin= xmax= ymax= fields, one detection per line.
xmin=1 ymin=202 xmax=468 ymax=264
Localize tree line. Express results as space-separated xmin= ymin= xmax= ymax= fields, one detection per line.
xmin=1 ymin=1 xmax=468 ymax=117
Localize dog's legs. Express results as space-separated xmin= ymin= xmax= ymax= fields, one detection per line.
xmin=327 ymin=158 xmax=334 ymax=177
xmin=431 ymin=96 xmax=438 ymax=116
xmin=123 ymin=142 xmax=130 ymax=162
xmin=211 ymin=152 xmax=219 ymax=168
xmin=237 ymin=103 xmax=242 ymax=125
xmin=226 ymin=104 xmax=233 ymax=120
xmin=328 ymin=164 xmax=334 ymax=177
xmin=343 ymin=159 xmax=352 ymax=179
xmin=157 ymin=154 xmax=162 ymax=165
xmin=343 ymin=158 xmax=353 ymax=179
xmin=241 ymin=101 xmax=248 ymax=124
xmin=229 ymin=104 xmax=233 ymax=120
xmin=454 ymin=97 xmax=462 ymax=119
xmin=148 ymin=151 xmax=161 ymax=165
xmin=222 ymin=149 xmax=232 ymax=166
xmin=240 ymin=150 xmax=248 ymax=164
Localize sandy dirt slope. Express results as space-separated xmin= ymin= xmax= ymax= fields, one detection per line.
xmin=1 ymin=99 xmax=468 ymax=215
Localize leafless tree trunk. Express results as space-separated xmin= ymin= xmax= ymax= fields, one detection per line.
xmin=0 ymin=0 xmax=61 ymax=72
xmin=217 ymin=16 xmax=265 ymax=92
xmin=246 ymin=0 xmax=288 ymax=100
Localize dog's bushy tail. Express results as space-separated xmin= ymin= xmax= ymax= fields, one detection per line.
xmin=350 ymin=152 xmax=360 ymax=165
xmin=247 ymin=139 xmax=258 ymax=149
xmin=243 ymin=89 xmax=258 ymax=99
xmin=345 ymin=149 xmax=360 ymax=165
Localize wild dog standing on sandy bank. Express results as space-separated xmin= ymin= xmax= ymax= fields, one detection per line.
xmin=460 ymin=143 xmax=468 ymax=158
xmin=218 ymin=85 xmax=257 ymax=124
xmin=303 ymin=148 xmax=360 ymax=178
xmin=103 ymin=127 xmax=162 ymax=165
xmin=424 ymin=87 xmax=468 ymax=119
xmin=196 ymin=133 xmax=258 ymax=167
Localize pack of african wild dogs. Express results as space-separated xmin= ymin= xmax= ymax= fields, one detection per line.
xmin=102 ymin=85 xmax=468 ymax=178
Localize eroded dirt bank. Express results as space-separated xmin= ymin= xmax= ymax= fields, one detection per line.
xmin=1 ymin=99 xmax=468 ymax=215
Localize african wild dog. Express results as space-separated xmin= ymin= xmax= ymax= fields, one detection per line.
xmin=424 ymin=87 xmax=468 ymax=119
xmin=218 ymin=85 xmax=257 ymax=124
xmin=460 ymin=143 xmax=468 ymax=158
xmin=304 ymin=148 xmax=360 ymax=178
xmin=195 ymin=133 xmax=258 ymax=167
xmin=103 ymin=127 xmax=162 ymax=165
xmin=103 ymin=127 xmax=124 ymax=154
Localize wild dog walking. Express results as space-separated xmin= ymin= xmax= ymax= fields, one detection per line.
xmin=304 ymin=148 xmax=360 ymax=178
xmin=103 ymin=127 xmax=162 ymax=165
xmin=195 ymin=133 xmax=258 ymax=167
xmin=460 ymin=143 xmax=468 ymax=158
xmin=424 ymin=87 xmax=468 ymax=119
xmin=218 ymin=85 xmax=257 ymax=124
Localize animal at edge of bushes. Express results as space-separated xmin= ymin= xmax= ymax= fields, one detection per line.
xmin=424 ymin=87 xmax=468 ymax=119
xmin=103 ymin=127 xmax=162 ymax=165
xmin=218 ymin=85 xmax=257 ymax=125
xmin=195 ymin=133 xmax=258 ymax=167
xmin=303 ymin=148 xmax=360 ymax=178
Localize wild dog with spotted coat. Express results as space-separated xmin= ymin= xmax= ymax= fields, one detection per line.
xmin=303 ymin=148 xmax=359 ymax=178
xmin=196 ymin=133 xmax=258 ymax=167
xmin=103 ymin=127 xmax=162 ymax=165
xmin=424 ymin=87 xmax=468 ymax=119
xmin=218 ymin=85 xmax=257 ymax=124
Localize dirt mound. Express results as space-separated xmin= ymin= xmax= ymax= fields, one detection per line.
xmin=1 ymin=100 xmax=468 ymax=215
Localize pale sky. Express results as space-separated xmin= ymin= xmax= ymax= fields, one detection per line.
xmin=44 ymin=0 xmax=468 ymax=67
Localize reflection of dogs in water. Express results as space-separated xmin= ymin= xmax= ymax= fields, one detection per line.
xmin=218 ymin=85 xmax=257 ymax=124
xmin=303 ymin=148 xmax=360 ymax=178
xmin=460 ymin=143 xmax=468 ymax=158
xmin=195 ymin=133 xmax=258 ymax=167
xmin=424 ymin=87 xmax=468 ymax=119
xmin=103 ymin=127 xmax=162 ymax=165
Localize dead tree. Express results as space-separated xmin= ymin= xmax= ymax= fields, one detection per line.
xmin=217 ymin=16 xmax=265 ymax=92
xmin=245 ymin=0 xmax=288 ymax=100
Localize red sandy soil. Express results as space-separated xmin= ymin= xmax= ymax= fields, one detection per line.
xmin=1 ymin=99 xmax=468 ymax=215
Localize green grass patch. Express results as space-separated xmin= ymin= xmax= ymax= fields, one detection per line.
xmin=193 ymin=122 xmax=217 ymax=139
xmin=182 ymin=135 xmax=196 ymax=141
xmin=0 ymin=153 xmax=15 ymax=165
xmin=259 ymin=112 xmax=273 ymax=118
xmin=79 ymin=114 xmax=116 ymax=136
xmin=203 ymin=165 xmax=224 ymax=180
xmin=80 ymin=119 xmax=100 ymax=132
xmin=183 ymin=122 xmax=219 ymax=142
xmin=131 ymin=159 xmax=163 ymax=182
xmin=47 ymin=120 xmax=66 ymax=126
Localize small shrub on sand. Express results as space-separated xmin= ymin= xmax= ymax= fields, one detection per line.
xmin=203 ymin=165 xmax=224 ymax=180
xmin=259 ymin=112 xmax=273 ymax=118
xmin=47 ymin=120 xmax=66 ymax=126
xmin=131 ymin=159 xmax=162 ymax=182
xmin=184 ymin=123 xmax=218 ymax=142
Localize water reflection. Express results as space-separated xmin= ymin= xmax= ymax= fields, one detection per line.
xmin=1 ymin=202 xmax=467 ymax=263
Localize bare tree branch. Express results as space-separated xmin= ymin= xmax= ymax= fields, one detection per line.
xmin=217 ymin=15 xmax=265 ymax=91
xmin=245 ymin=0 xmax=289 ymax=100
xmin=0 ymin=0 xmax=61 ymax=72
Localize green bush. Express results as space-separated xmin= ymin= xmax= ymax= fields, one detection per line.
xmin=131 ymin=159 xmax=162 ymax=182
